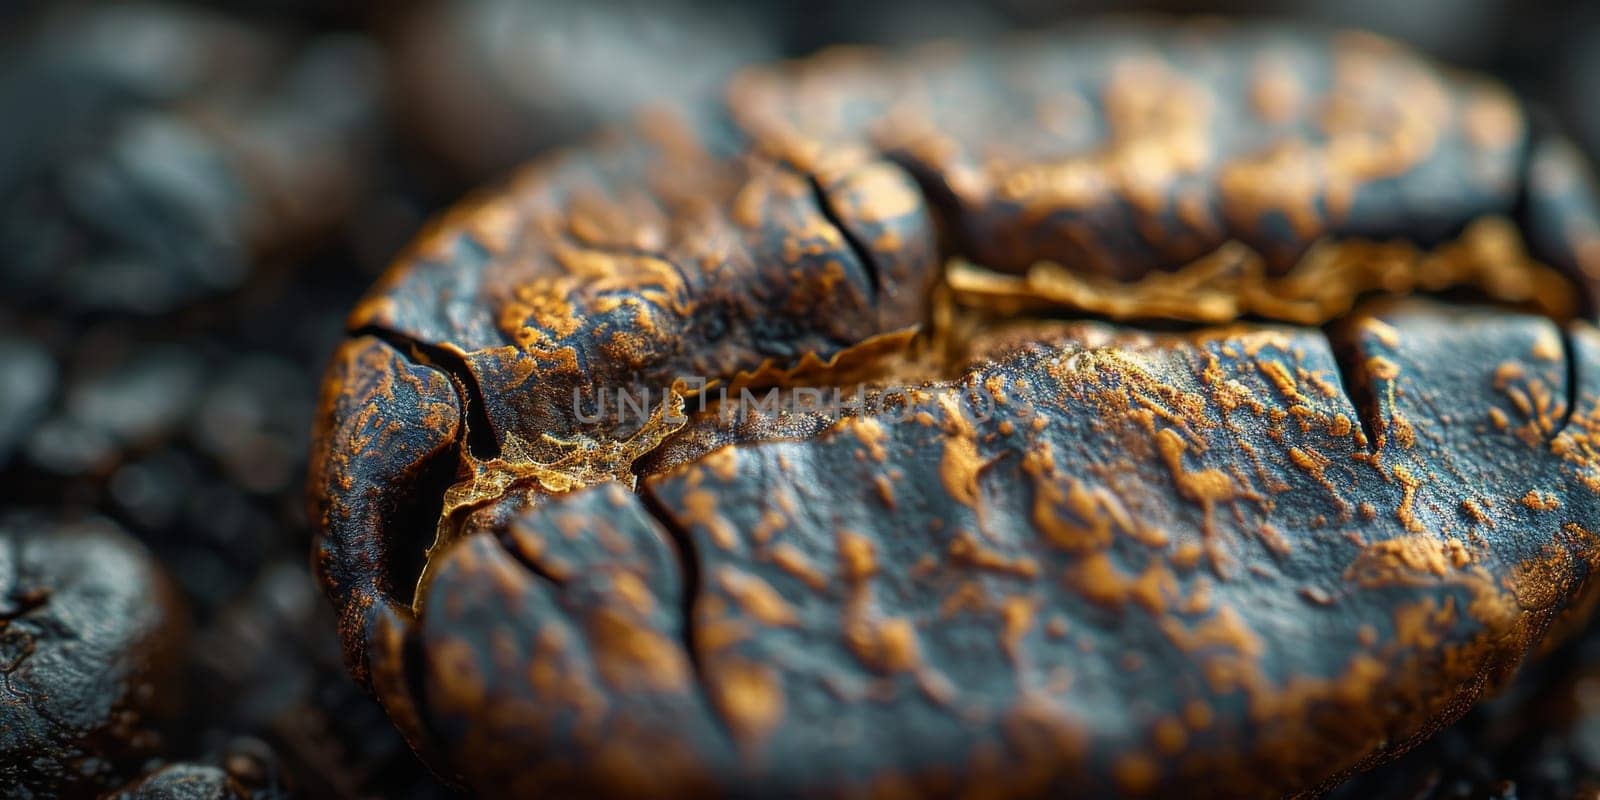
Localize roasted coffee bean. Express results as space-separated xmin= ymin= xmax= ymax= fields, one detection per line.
xmin=0 ymin=514 xmax=187 ymax=798
xmin=309 ymin=19 xmax=1600 ymax=798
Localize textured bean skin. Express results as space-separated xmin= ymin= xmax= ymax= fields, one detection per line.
xmin=309 ymin=21 xmax=1600 ymax=798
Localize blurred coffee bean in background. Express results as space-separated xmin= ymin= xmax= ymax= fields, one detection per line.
xmin=390 ymin=0 xmax=778 ymax=187
xmin=0 ymin=4 xmax=382 ymax=317
xmin=0 ymin=514 xmax=187 ymax=798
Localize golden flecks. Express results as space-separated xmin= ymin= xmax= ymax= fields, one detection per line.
xmin=1026 ymin=460 xmax=1153 ymax=552
xmin=611 ymin=572 xmax=655 ymax=617
xmin=938 ymin=580 xmax=989 ymax=618
xmin=937 ymin=393 xmax=985 ymax=509
xmin=1361 ymin=318 xmax=1401 ymax=348
xmin=1366 ymin=355 xmax=1400 ymax=381
xmin=1257 ymin=358 xmax=1304 ymax=403
xmin=846 ymin=417 xmax=889 ymax=462
xmin=680 ymin=488 xmax=741 ymax=550
xmin=875 ymin=618 xmax=922 ymax=672
xmin=999 ymin=595 xmax=1038 ymax=662
xmin=1072 ymin=552 xmax=1177 ymax=614
xmin=872 ymin=474 xmax=897 ymax=509
xmin=1162 ymin=604 xmax=1263 ymax=661
xmin=1154 ymin=427 xmax=1239 ymax=570
xmin=1171 ymin=542 xmax=1204 ymax=571
xmin=1531 ymin=328 xmax=1563 ymax=362
xmin=1521 ymin=490 xmax=1561 ymax=512
xmin=732 ymin=177 xmax=770 ymax=230
xmin=1390 ymin=410 xmax=1417 ymax=449
xmin=1461 ymin=498 xmax=1494 ymax=526
xmin=709 ymin=658 xmax=785 ymax=750
xmin=718 ymin=568 xmax=800 ymax=626
xmin=1390 ymin=597 xmax=1457 ymax=649
xmin=1494 ymin=357 xmax=1567 ymax=444
xmin=949 ymin=532 xmax=1040 ymax=579
xmin=1392 ymin=464 xmax=1425 ymax=532
xmin=837 ymin=530 xmax=878 ymax=581
xmin=1255 ymin=524 xmax=1292 ymax=557
xmin=704 ymin=446 xmax=741 ymax=481
xmin=1287 ymin=446 xmax=1348 ymax=518
xmin=1329 ymin=414 xmax=1354 ymax=438
xmin=1347 ymin=533 xmax=1475 ymax=586
xmin=587 ymin=607 xmax=689 ymax=692
xmin=835 ymin=161 xmax=923 ymax=222
xmin=751 ymin=508 xmax=789 ymax=545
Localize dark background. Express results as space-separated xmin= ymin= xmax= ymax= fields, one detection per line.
xmin=2 ymin=1 xmax=1598 ymax=797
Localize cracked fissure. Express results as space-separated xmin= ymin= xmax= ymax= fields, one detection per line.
xmin=1324 ymin=320 xmax=1386 ymax=457
xmin=803 ymin=171 xmax=882 ymax=301
xmin=638 ymin=488 xmax=731 ymax=744
xmin=349 ymin=148 xmax=1593 ymax=766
